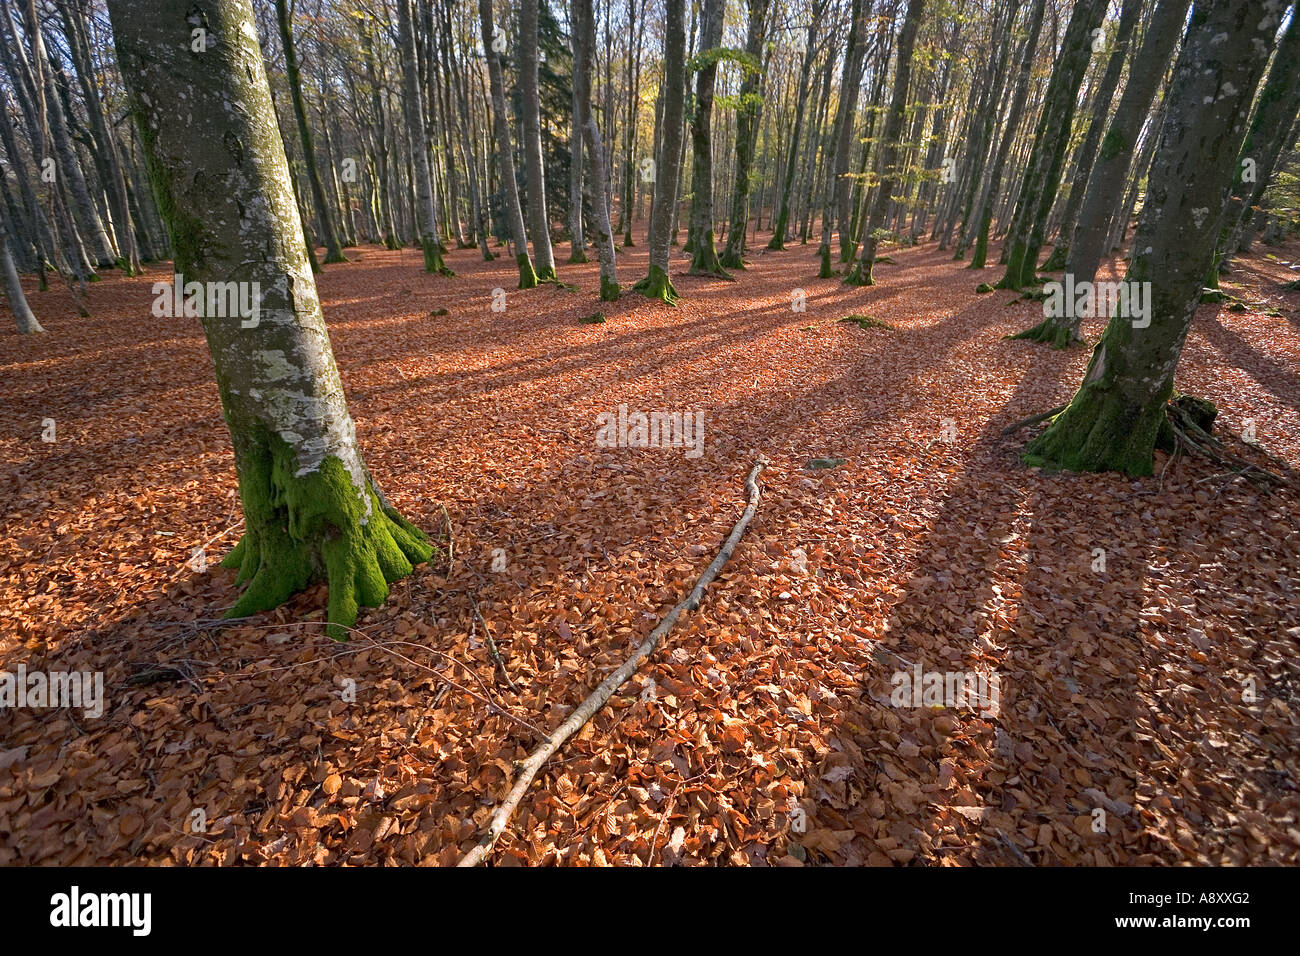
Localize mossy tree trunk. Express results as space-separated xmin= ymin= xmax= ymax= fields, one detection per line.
xmin=397 ymin=0 xmax=453 ymax=276
xmin=274 ymin=0 xmax=346 ymax=265
xmin=110 ymin=0 xmax=433 ymax=639
xmin=478 ymin=0 xmax=537 ymax=288
xmin=719 ymin=0 xmax=770 ymax=270
xmin=994 ymin=0 xmax=1107 ymax=290
xmin=687 ymin=0 xmax=730 ymax=277
xmin=845 ymin=0 xmax=925 ymax=287
xmin=767 ymin=4 xmax=823 ymax=251
xmin=1038 ymin=0 xmax=1143 ymax=274
xmin=1024 ymin=0 xmax=1283 ymax=477
xmin=520 ymin=0 xmax=557 ymax=281
xmin=634 ymin=0 xmax=686 ymax=304
xmin=574 ymin=0 xmax=619 ymax=299
xmin=817 ymin=0 xmax=870 ymax=277
xmin=950 ymin=0 xmax=1016 ymax=261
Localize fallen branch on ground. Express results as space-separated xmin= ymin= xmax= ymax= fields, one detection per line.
xmin=456 ymin=458 xmax=769 ymax=867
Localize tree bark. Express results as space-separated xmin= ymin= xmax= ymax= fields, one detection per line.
xmin=479 ymin=0 xmax=538 ymax=287
xmin=1040 ymin=0 xmax=1145 ymax=273
xmin=274 ymin=0 xmax=346 ymax=264
xmin=110 ymin=0 xmax=433 ymax=637
xmin=574 ymin=0 xmax=618 ymax=298
xmin=719 ymin=0 xmax=770 ymax=269
xmin=520 ymin=0 xmax=557 ymax=279
xmin=687 ymin=0 xmax=730 ymax=276
xmin=1024 ymin=0 xmax=1282 ymax=476
xmin=845 ymin=0 xmax=926 ymax=286
xmin=994 ymin=0 xmax=1108 ymax=289
xmin=397 ymin=0 xmax=453 ymax=274
xmin=634 ymin=0 xmax=686 ymax=302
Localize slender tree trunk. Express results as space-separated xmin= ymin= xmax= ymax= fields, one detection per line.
xmin=768 ymin=4 xmax=824 ymax=250
xmin=995 ymin=0 xmax=1108 ymax=289
xmin=687 ymin=0 xmax=730 ymax=277
xmin=479 ymin=0 xmax=538 ymax=287
xmin=967 ymin=0 xmax=1047 ymax=270
xmin=274 ymin=0 xmax=345 ymax=264
xmin=818 ymin=0 xmax=870 ymax=276
xmin=397 ymin=0 xmax=452 ymax=275
xmin=110 ymin=0 xmax=433 ymax=637
xmin=57 ymin=0 xmax=141 ymax=275
xmin=1020 ymin=0 xmax=1193 ymax=346
xmin=1024 ymin=0 xmax=1281 ymax=476
xmin=846 ymin=0 xmax=926 ymax=286
xmin=520 ymin=0 xmax=557 ymax=280
xmin=567 ymin=0 xmax=587 ymax=263
xmin=1040 ymin=0 xmax=1145 ymax=273
xmin=1 ymin=212 xmax=41 ymax=332
xmin=574 ymin=0 xmax=618 ymax=298
xmin=633 ymin=0 xmax=686 ymax=303
xmin=719 ymin=0 xmax=771 ymax=269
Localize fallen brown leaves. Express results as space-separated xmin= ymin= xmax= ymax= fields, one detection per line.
xmin=0 ymin=231 xmax=1297 ymax=866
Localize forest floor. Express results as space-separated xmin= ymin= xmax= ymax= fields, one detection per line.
xmin=1 ymin=227 xmax=1298 ymax=866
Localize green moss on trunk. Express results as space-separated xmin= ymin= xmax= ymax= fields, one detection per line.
xmin=600 ymin=274 xmax=621 ymax=301
xmin=689 ymin=230 xmax=732 ymax=278
xmin=632 ymin=263 xmax=679 ymax=305
xmin=1022 ymin=377 xmax=1171 ymax=476
xmin=516 ymin=251 xmax=539 ymax=289
xmin=718 ymin=248 xmax=746 ymax=270
xmin=818 ymin=244 xmax=834 ymax=278
xmin=220 ymin=437 xmax=434 ymax=640
xmin=1040 ymin=245 xmax=1068 ymax=272
xmin=421 ymin=237 xmax=454 ymax=276
xmin=844 ymin=257 xmax=874 ymax=286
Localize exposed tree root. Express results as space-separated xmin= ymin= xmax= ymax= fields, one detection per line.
xmin=456 ymin=459 xmax=768 ymax=867
xmin=1008 ymin=317 xmax=1081 ymax=349
xmin=632 ymin=264 xmax=679 ymax=305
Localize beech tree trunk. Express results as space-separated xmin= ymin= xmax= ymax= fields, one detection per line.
xmin=520 ymin=0 xmax=556 ymax=280
xmin=479 ymin=0 xmax=538 ymax=287
xmin=633 ymin=0 xmax=686 ymax=303
xmin=1031 ymin=0 xmax=1193 ymax=346
xmin=1040 ymin=0 xmax=1144 ymax=273
xmin=110 ymin=0 xmax=433 ymax=638
xmin=1212 ymin=9 xmax=1300 ymax=276
xmin=397 ymin=0 xmax=452 ymax=275
xmin=767 ymin=2 xmax=823 ymax=250
xmin=274 ymin=0 xmax=346 ymax=265
xmin=719 ymin=0 xmax=770 ymax=269
xmin=1 ymin=212 xmax=41 ymax=333
xmin=687 ymin=0 xmax=729 ymax=276
xmin=846 ymin=0 xmax=926 ymax=286
xmin=995 ymin=0 xmax=1108 ymax=289
xmin=574 ymin=0 xmax=618 ymax=298
xmin=1024 ymin=0 xmax=1282 ymax=476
